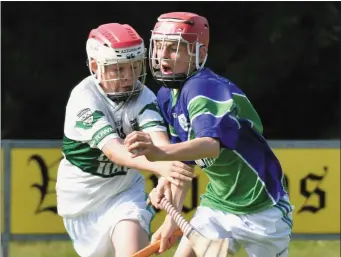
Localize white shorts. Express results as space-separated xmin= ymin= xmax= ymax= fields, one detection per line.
xmin=63 ymin=182 xmax=155 ymax=257
xmin=180 ymin=195 xmax=293 ymax=257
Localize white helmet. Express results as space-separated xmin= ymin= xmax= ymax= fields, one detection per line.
xmin=86 ymin=23 xmax=147 ymax=102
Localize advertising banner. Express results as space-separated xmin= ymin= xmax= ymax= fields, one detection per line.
xmin=9 ymin=147 xmax=340 ymax=234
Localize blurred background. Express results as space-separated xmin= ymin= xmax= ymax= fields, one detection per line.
xmin=1 ymin=2 xmax=340 ymax=257
xmin=1 ymin=1 xmax=340 ymax=140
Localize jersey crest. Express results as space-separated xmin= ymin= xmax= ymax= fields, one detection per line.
xmin=178 ymin=113 xmax=189 ymax=131
xmin=77 ymin=108 xmax=93 ymax=125
xmin=76 ymin=109 xmax=104 ymax=130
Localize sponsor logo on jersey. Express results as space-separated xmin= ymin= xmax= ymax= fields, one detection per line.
xmin=90 ymin=126 xmax=115 ymax=147
xmin=178 ymin=113 xmax=189 ymax=131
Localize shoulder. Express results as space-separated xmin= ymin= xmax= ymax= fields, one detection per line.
xmin=139 ymin=85 xmax=157 ymax=99
xmin=68 ymin=76 xmax=100 ymax=105
xmin=181 ymin=68 xmax=234 ymax=103
xmin=134 ymin=85 xmax=158 ymax=108
xmin=128 ymin=85 xmax=160 ymax=115
xmin=156 ymin=86 xmax=170 ymax=102
xmin=64 ymin=77 xmax=107 ymax=122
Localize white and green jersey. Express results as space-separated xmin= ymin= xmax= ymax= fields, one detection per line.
xmin=56 ymin=76 xmax=166 ymax=217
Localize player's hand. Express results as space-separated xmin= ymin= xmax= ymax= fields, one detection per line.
xmin=148 ymin=178 xmax=182 ymax=253
xmin=147 ymin=177 xmax=171 ymax=209
xmin=124 ymin=131 xmax=164 ymax=161
xmin=156 ymin=161 xmax=195 ymax=187
xmin=151 ymin=217 xmax=180 ymax=254
xmin=148 ymin=178 xmax=180 ymax=252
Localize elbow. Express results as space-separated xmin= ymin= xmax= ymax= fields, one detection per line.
xmin=206 ymin=137 xmax=220 ymax=158
xmin=102 ymin=140 xmax=131 ymax=168
xmin=106 ymin=152 xmax=126 ymax=167
xmin=111 ymin=157 xmax=125 ymax=167
xmin=209 ymin=148 xmax=220 ymax=159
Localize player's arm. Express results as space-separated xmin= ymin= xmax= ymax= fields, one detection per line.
xmin=138 ymin=92 xmax=194 ymax=217
xmin=131 ymin=90 xmax=198 ymax=158
xmin=135 ymin=91 xmax=171 ymax=146
xmin=124 ymin=86 xmax=220 ymax=161
xmin=70 ymin=92 xmax=162 ymax=176
xmin=70 ymin=90 xmax=193 ymax=184
xmin=102 ymin=138 xmax=194 ymax=185
xmin=125 ymin=81 xmax=240 ymax=162
xmin=132 ymin=89 xmax=193 ymax=210
xmin=146 ymin=132 xmax=193 ymax=212
xmin=125 ymin=132 xmax=220 ymax=161
xmin=107 ymin=92 xmax=194 ymax=182
xmin=147 ymin=172 xmax=192 ymax=253
xmin=151 ymin=137 xmax=220 ymax=161
xmin=102 ymin=138 xmax=162 ymax=173
xmin=137 ymin=90 xmax=194 ymax=251
xmin=164 ymin=175 xmax=192 ymax=211
xmin=181 ymin=81 xmax=241 ymax=155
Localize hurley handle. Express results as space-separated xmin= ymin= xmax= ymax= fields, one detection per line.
xmin=159 ymin=197 xmax=194 ymax=238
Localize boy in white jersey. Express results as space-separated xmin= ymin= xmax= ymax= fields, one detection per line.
xmin=125 ymin=12 xmax=293 ymax=257
xmin=56 ymin=23 xmax=195 ymax=257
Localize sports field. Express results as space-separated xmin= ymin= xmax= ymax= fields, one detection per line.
xmin=9 ymin=239 xmax=340 ymax=257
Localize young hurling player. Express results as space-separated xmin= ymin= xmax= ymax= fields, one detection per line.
xmin=125 ymin=12 xmax=293 ymax=257
xmin=56 ymin=23 xmax=195 ymax=257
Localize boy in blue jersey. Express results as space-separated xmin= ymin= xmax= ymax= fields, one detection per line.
xmin=125 ymin=12 xmax=293 ymax=257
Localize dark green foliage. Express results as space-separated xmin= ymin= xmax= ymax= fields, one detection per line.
xmin=1 ymin=2 xmax=339 ymax=139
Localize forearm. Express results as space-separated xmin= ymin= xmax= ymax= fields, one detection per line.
xmin=165 ymin=180 xmax=191 ymax=223
xmin=103 ymin=140 xmax=160 ymax=175
xmin=171 ymin=180 xmax=191 ymax=211
xmin=148 ymin=130 xmax=170 ymax=147
xmin=158 ymin=137 xmax=220 ymax=161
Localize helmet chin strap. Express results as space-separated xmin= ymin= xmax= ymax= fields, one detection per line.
xmin=106 ymin=89 xmax=141 ymax=103
xmin=153 ymin=69 xmax=202 ymax=89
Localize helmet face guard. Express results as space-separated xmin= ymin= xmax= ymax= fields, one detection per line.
xmin=86 ymin=23 xmax=147 ymax=102
xmin=92 ymin=54 xmax=147 ymax=103
xmin=149 ymin=33 xmax=201 ymax=89
xmin=149 ymin=13 xmax=209 ymax=88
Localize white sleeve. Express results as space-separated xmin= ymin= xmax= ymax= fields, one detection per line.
xmin=66 ymin=89 xmax=120 ymax=150
xmin=137 ymin=88 xmax=167 ymax=133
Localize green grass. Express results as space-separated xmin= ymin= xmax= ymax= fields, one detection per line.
xmin=9 ymin=240 xmax=340 ymax=257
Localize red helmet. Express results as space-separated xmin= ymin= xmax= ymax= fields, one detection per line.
xmin=86 ymin=23 xmax=147 ymax=102
xmin=149 ymin=12 xmax=209 ymax=88
xmin=153 ymin=12 xmax=209 ymax=48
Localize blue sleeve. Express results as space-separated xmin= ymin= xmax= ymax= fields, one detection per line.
xmin=183 ymin=78 xmax=241 ymax=150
